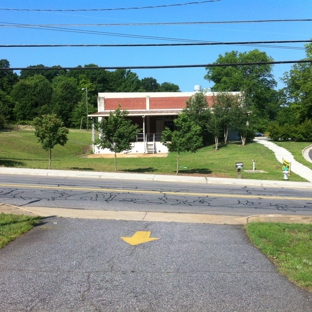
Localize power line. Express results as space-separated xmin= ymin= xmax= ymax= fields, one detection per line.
xmin=0 ymin=1 xmax=220 ymax=12
xmin=3 ymin=60 xmax=312 ymax=71
xmin=0 ymin=22 xmax=308 ymax=50
xmin=1 ymin=19 xmax=312 ymax=27
xmin=0 ymin=21 xmax=204 ymax=42
xmin=1 ymin=40 xmax=310 ymax=48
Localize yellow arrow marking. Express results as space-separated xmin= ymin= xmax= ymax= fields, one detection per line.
xmin=121 ymin=231 xmax=159 ymax=246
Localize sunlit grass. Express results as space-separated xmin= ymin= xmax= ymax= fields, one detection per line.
xmin=246 ymin=223 xmax=312 ymax=292
xmin=0 ymin=129 xmax=309 ymax=181
xmin=0 ymin=213 xmax=41 ymax=248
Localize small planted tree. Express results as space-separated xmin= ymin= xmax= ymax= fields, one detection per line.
xmin=96 ymin=107 xmax=140 ymax=171
xmin=212 ymin=92 xmax=238 ymax=145
xmin=207 ymin=104 xmax=223 ymax=150
xmin=33 ymin=114 xmax=68 ymax=169
xmin=183 ymin=91 xmax=211 ymax=145
xmin=161 ymin=113 xmax=203 ymax=175
xmin=230 ymin=100 xmax=254 ymax=146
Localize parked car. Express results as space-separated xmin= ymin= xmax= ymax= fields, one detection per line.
xmin=254 ymin=132 xmax=264 ymax=137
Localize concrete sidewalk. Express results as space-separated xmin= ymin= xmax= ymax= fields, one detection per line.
xmin=254 ymin=138 xmax=312 ymax=183
xmin=2 ymin=203 xmax=312 ymax=225
xmin=0 ymin=166 xmax=311 ymax=189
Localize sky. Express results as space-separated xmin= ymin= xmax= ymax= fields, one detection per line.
xmin=0 ymin=0 xmax=311 ymax=91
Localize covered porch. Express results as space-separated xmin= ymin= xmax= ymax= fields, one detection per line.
xmin=88 ymin=109 xmax=181 ymax=154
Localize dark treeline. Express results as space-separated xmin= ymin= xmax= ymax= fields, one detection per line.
xmin=0 ymin=61 xmax=180 ymax=128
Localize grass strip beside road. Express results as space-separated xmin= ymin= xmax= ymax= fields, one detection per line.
xmin=246 ymin=222 xmax=312 ymax=292
xmin=0 ymin=213 xmax=40 ymax=248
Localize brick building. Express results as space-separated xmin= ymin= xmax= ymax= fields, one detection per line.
xmin=88 ymin=88 xmax=240 ymax=154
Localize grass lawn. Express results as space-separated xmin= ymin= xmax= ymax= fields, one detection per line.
xmin=246 ymin=222 xmax=312 ymax=292
xmin=0 ymin=213 xmax=40 ymax=248
xmin=0 ymin=128 xmax=310 ymax=181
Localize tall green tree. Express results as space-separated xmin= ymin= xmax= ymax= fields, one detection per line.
xmin=0 ymin=59 xmax=18 ymax=94
xmin=140 ymin=77 xmax=160 ymax=92
xmin=183 ymin=92 xmax=211 ymax=144
xmin=96 ymin=107 xmax=140 ymax=171
xmin=33 ymin=114 xmax=68 ymax=169
xmin=281 ymin=42 xmax=312 ymax=123
xmin=51 ymin=76 xmax=80 ymax=126
xmin=161 ymin=113 xmax=203 ymax=174
xmin=212 ymin=92 xmax=239 ymax=145
xmin=230 ymin=101 xmax=254 ymax=146
xmin=207 ymin=104 xmax=223 ymax=150
xmin=205 ymin=49 xmax=278 ymax=129
xmin=20 ymin=64 xmax=66 ymax=82
xmin=11 ymin=75 xmax=53 ymax=121
xmin=0 ymin=90 xmax=15 ymax=127
xmin=159 ymin=82 xmax=180 ymax=92
xmin=109 ymin=69 xmax=141 ymax=92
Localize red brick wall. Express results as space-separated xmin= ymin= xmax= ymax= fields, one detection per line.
xmin=104 ymin=95 xmax=215 ymax=110
xmin=149 ymin=96 xmax=215 ymax=109
xmin=105 ymin=98 xmax=146 ymax=110
xmin=150 ymin=97 xmax=189 ymax=109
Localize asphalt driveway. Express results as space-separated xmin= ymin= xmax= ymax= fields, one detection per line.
xmin=1 ymin=217 xmax=312 ymax=311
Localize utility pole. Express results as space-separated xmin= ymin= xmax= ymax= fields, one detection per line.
xmin=82 ymin=87 xmax=88 ymax=130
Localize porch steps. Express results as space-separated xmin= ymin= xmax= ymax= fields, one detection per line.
xmin=146 ymin=142 xmax=155 ymax=154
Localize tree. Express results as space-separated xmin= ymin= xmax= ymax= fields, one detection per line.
xmin=183 ymin=92 xmax=211 ymax=145
xmin=207 ymin=103 xmax=223 ymax=150
xmin=212 ymin=92 xmax=239 ymax=145
xmin=96 ymin=107 xmax=140 ymax=171
xmin=205 ymin=49 xmax=277 ymax=127
xmin=20 ymin=64 xmax=66 ymax=82
xmin=230 ymin=100 xmax=254 ymax=146
xmin=140 ymin=77 xmax=160 ymax=92
xmin=51 ymin=76 xmax=80 ymax=127
xmin=281 ymin=42 xmax=312 ymax=123
xmin=161 ymin=113 xmax=203 ymax=174
xmin=0 ymin=90 xmax=15 ymax=127
xmin=109 ymin=69 xmax=141 ymax=92
xmin=11 ymin=75 xmax=53 ymax=121
xmin=0 ymin=59 xmax=19 ymax=94
xmin=33 ymin=114 xmax=68 ymax=169
xmin=159 ymin=82 xmax=180 ymax=92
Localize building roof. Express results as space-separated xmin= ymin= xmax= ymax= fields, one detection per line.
xmin=88 ymin=109 xmax=183 ymax=118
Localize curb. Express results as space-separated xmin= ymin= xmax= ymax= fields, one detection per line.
xmin=0 ymin=167 xmax=311 ymax=189
xmin=1 ymin=205 xmax=312 ymax=225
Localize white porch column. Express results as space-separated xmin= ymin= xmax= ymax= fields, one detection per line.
xmin=142 ymin=115 xmax=146 ymax=153
xmin=91 ymin=118 xmax=95 ymax=142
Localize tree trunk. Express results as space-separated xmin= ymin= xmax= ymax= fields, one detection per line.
xmin=114 ymin=152 xmax=117 ymax=171
xmin=176 ymin=152 xmax=180 ymax=175
xmin=49 ymin=148 xmax=52 ymax=169
xmin=224 ymin=125 xmax=228 ymax=145
xmin=215 ymin=136 xmax=219 ymax=150
xmin=241 ymin=135 xmax=246 ymax=146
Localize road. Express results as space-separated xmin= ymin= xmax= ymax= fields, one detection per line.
xmin=1 ymin=175 xmax=312 ymax=311
xmin=0 ymin=175 xmax=312 ymax=216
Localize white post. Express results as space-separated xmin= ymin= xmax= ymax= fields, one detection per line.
xmin=252 ymin=160 xmax=256 ymax=171
xmin=91 ymin=118 xmax=95 ymax=142
xmin=142 ymin=115 xmax=146 ymax=153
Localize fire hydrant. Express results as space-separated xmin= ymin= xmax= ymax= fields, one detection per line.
xmin=283 ymin=167 xmax=289 ymax=180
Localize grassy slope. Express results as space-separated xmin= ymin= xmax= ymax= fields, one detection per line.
xmin=0 ymin=129 xmax=310 ymax=181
